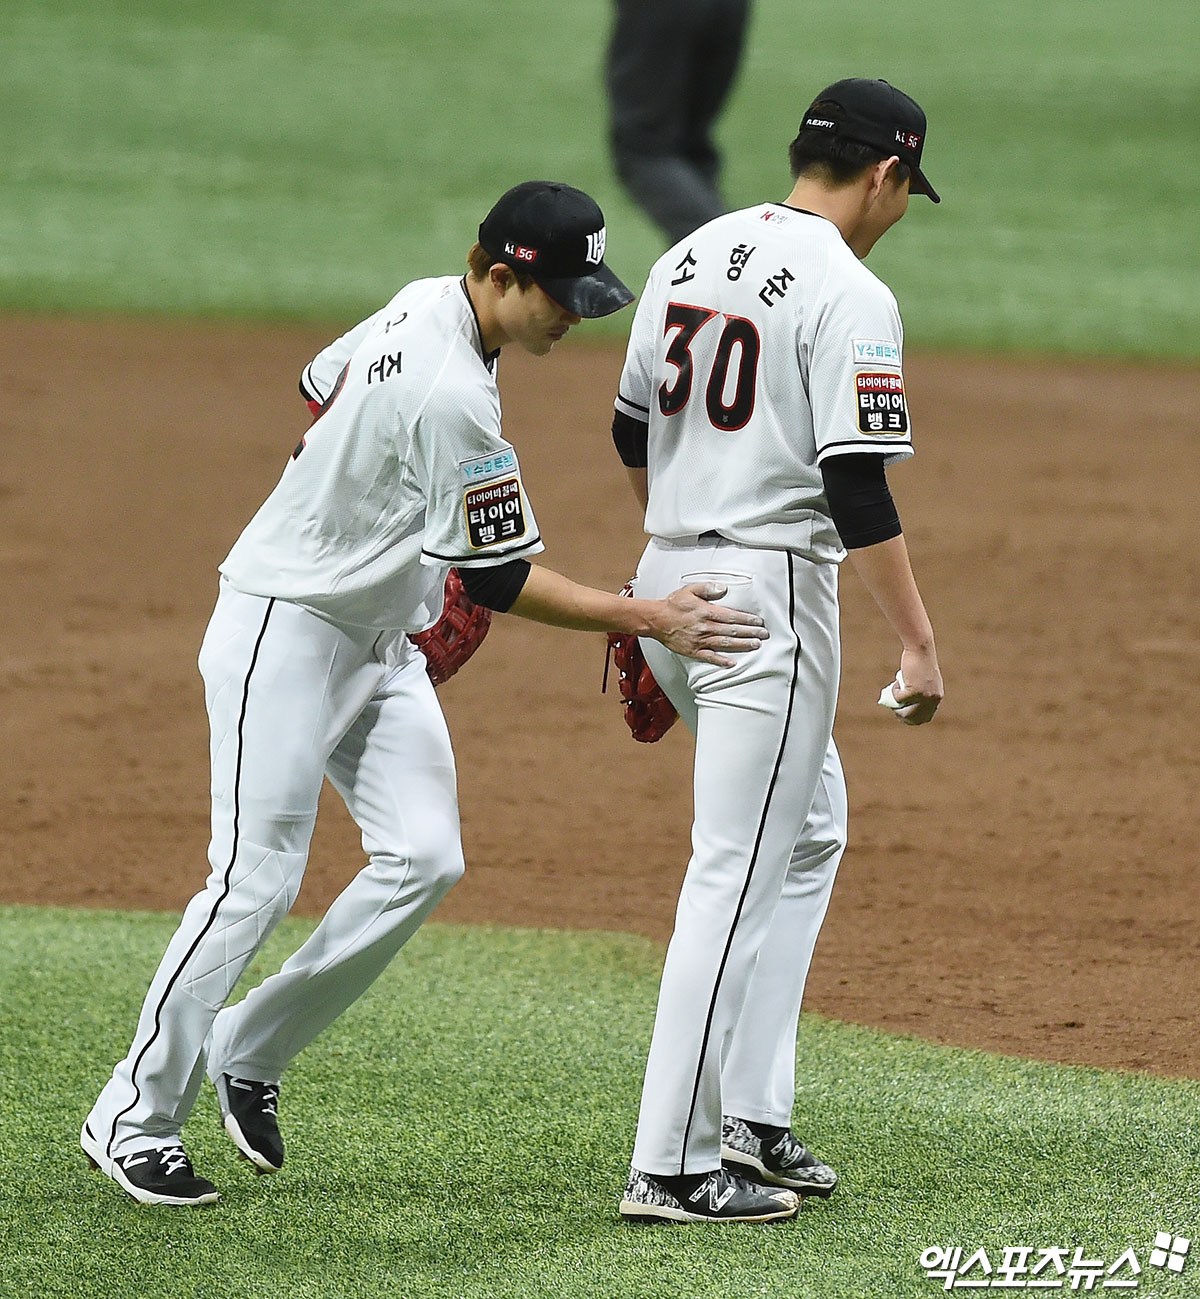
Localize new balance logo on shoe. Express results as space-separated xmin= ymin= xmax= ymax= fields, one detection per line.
xmin=689 ymin=1178 xmax=736 ymax=1213
xmin=720 ymin=1115 xmax=839 ymax=1197
xmin=769 ymin=1135 xmax=794 ymax=1161
xmin=80 ymin=1123 xmax=220 ymax=1207
xmin=619 ymin=1166 xmax=799 ymax=1224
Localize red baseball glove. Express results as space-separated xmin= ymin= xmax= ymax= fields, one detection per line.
xmin=410 ymin=569 xmax=492 ymax=686
xmin=603 ymin=583 xmax=679 ymax=743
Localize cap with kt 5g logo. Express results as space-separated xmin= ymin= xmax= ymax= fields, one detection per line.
xmin=478 ymin=181 xmax=635 ymax=318
xmin=800 ymin=79 xmax=940 ymax=203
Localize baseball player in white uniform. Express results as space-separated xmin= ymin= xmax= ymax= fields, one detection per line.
xmin=81 ymin=181 xmax=767 ymax=1207
xmin=611 ymin=80 xmax=945 ymax=1223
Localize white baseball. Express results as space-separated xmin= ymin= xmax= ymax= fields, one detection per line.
xmin=877 ymin=670 xmax=908 ymax=711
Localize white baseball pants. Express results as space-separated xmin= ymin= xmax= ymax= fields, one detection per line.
xmin=630 ymin=536 xmax=847 ymax=1177
xmin=84 ymin=582 xmax=463 ymax=1161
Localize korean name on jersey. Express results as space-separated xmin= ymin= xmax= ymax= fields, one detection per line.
xmin=220 ymin=276 xmax=544 ymax=630
xmin=615 ymin=204 xmax=914 ymax=564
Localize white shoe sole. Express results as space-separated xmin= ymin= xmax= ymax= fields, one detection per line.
xmin=223 ymin=1113 xmax=281 ymax=1174
xmin=618 ymin=1194 xmax=799 ymax=1224
xmin=722 ymin=1144 xmax=836 ymax=1196
xmin=80 ymin=1124 xmax=220 ymax=1207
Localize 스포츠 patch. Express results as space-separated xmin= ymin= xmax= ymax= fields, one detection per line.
xmin=851 ymin=338 xmax=901 ymax=366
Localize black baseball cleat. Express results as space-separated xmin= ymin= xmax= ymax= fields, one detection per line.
xmin=619 ymin=1166 xmax=800 ymax=1224
xmin=721 ymin=1115 xmax=839 ymax=1197
xmin=80 ymin=1123 xmax=220 ymax=1207
xmin=214 ymin=1074 xmax=284 ymax=1173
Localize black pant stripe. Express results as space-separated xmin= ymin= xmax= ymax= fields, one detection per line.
xmin=677 ymin=552 xmax=802 ymax=1173
xmin=104 ymin=598 xmax=276 ymax=1157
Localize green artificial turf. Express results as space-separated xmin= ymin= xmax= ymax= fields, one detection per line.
xmin=1 ymin=0 xmax=1197 ymax=356
xmin=1 ymin=906 xmax=1197 ymax=1299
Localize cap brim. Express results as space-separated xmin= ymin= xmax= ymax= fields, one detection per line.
xmin=911 ymin=167 xmax=940 ymax=204
xmin=537 ymin=263 xmax=635 ymax=318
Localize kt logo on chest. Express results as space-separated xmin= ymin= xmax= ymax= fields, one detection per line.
xmin=855 ymin=371 xmax=909 ymax=434
xmin=464 ymin=477 xmax=525 ymax=549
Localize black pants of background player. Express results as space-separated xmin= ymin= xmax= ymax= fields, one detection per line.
xmin=605 ymin=0 xmax=751 ymax=246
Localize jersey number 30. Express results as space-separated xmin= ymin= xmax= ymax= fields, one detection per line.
xmin=659 ymin=302 xmax=760 ymax=431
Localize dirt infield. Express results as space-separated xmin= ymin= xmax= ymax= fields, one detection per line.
xmin=2 ymin=315 xmax=1197 ymax=1077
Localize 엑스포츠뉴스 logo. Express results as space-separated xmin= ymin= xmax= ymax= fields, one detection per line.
xmin=919 ymin=1231 xmax=1191 ymax=1290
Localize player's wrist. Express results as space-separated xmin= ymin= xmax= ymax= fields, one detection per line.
xmin=618 ymin=597 xmax=658 ymax=639
xmin=900 ymin=634 xmax=936 ymax=656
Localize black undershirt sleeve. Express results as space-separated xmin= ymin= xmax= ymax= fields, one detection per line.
xmin=612 ymin=409 xmax=649 ymax=468
xmin=820 ymin=453 xmax=902 ymax=550
xmin=613 ymin=412 xmax=896 ymax=546
xmin=457 ymin=559 xmax=532 ymax=613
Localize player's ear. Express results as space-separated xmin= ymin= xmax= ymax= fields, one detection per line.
xmin=869 ymin=156 xmax=901 ymax=203
xmin=488 ymin=263 xmax=518 ymax=297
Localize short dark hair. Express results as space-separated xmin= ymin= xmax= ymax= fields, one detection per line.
xmin=787 ymin=101 xmax=912 ymax=187
xmin=466 ymin=241 xmax=536 ymax=290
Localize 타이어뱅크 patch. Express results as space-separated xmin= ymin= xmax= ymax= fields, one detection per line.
xmin=464 ymin=477 xmax=527 ymax=549
xmin=855 ymin=371 xmax=909 ymax=434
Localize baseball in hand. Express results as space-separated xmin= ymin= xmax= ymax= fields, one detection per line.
xmin=877 ymin=671 xmax=908 ymax=712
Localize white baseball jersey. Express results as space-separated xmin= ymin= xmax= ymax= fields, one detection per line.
xmin=615 ymin=203 xmax=913 ymax=564
xmin=221 ymin=276 xmax=545 ymax=630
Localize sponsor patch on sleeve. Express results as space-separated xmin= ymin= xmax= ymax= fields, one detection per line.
xmin=855 ymin=371 xmax=909 ymax=434
xmin=464 ymin=476 xmax=527 ymax=549
xmin=459 ymin=446 xmax=519 ymax=483
xmin=852 ymin=338 xmax=901 ymax=366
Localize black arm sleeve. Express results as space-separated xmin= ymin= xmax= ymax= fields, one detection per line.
xmin=820 ymin=454 xmax=902 ymax=550
xmin=612 ymin=409 xmax=649 ymax=468
xmin=457 ymin=559 xmax=532 ymax=613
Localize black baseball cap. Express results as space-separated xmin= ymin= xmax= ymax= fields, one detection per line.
xmin=800 ymin=78 xmax=940 ymax=203
xmin=478 ymin=181 xmax=635 ymax=318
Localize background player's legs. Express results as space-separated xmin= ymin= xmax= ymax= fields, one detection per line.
xmin=84 ymin=588 xmax=384 ymax=1161
xmin=631 ymin=542 xmax=840 ymax=1176
xmin=614 ymin=156 xmax=726 ymax=248
xmin=682 ymin=0 xmax=750 ymax=185
xmin=606 ymin=0 xmax=745 ymax=243
xmin=721 ymin=739 xmax=848 ymax=1126
xmin=207 ymin=641 xmax=463 ymax=1083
